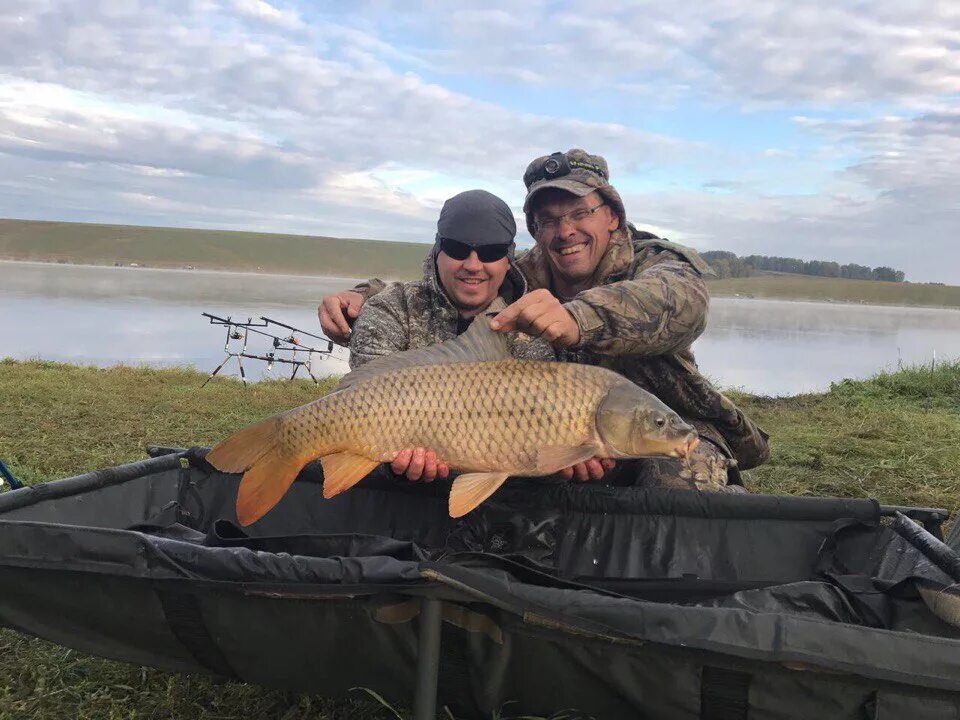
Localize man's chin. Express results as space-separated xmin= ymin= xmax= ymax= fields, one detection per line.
xmin=550 ymin=257 xmax=592 ymax=283
xmin=452 ymin=290 xmax=493 ymax=313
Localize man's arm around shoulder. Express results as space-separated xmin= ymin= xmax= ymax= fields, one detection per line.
xmin=347 ymin=286 xmax=411 ymax=369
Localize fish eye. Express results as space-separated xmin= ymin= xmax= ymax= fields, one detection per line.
xmin=655 ymin=416 xmax=666 ymax=428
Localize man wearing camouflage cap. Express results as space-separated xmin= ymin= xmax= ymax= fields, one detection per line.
xmin=319 ymin=150 xmax=769 ymax=490
xmin=487 ymin=149 xmax=769 ymax=490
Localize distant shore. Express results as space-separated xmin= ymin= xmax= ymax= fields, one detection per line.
xmin=0 ymin=257 xmax=369 ymax=286
xmin=0 ymin=217 xmax=428 ymax=281
xmin=5 ymin=255 xmax=959 ymax=311
xmin=707 ymin=274 xmax=960 ymax=310
xmin=3 ymin=217 xmax=958 ymax=310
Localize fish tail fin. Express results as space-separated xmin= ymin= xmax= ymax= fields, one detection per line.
xmin=235 ymin=449 xmax=308 ymax=526
xmin=449 ymin=472 xmax=510 ymax=518
xmin=206 ymin=415 xmax=310 ymax=526
xmin=206 ymin=416 xmax=280 ymax=473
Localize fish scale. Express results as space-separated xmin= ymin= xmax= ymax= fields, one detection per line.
xmin=285 ymin=361 xmax=612 ymax=474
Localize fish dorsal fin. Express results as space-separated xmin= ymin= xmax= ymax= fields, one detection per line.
xmin=339 ymin=312 xmax=510 ymax=390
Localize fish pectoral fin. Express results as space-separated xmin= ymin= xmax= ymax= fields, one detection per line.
xmin=449 ymin=472 xmax=510 ymax=518
xmin=321 ymin=452 xmax=380 ymax=499
xmin=535 ymin=444 xmax=601 ymax=474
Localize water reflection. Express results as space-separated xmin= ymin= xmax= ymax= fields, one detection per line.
xmin=694 ymin=298 xmax=960 ymax=395
xmin=0 ymin=262 xmax=355 ymax=379
xmin=2 ymin=261 xmax=959 ymax=395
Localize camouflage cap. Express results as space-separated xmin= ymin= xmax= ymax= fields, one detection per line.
xmin=522 ymin=148 xmax=627 ymax=236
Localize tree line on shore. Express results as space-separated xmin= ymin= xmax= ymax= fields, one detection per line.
xmin=701 ymin=250 xmax=906 ymax=282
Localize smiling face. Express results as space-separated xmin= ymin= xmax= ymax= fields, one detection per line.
xmin=531 ymin=189 xmax=619 ymax=290
xmin=436 ymin=247 xmax=510 ymax=318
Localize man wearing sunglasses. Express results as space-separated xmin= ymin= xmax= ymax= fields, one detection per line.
xmin=346 ymin=189 xmax=556 ymax=482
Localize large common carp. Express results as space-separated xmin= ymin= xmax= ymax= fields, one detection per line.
xmin=207 ymin=316 xmax=698 ymax=525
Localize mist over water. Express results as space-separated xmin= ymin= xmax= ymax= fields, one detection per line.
xmin=0 ymin=262 xmax=357 ymax=380
xmin=2 ymin=261 xmax=959 ymax=396
xmin=693 ymin=298 xmax=960 ymax=395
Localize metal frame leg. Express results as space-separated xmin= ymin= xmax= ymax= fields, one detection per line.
xmin=413 ymin=598 xmax=442 ymax=720
xmin=0 ymin=459 xmax=23 ymax=490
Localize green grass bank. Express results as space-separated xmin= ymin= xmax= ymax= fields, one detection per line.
xmin=0 ymin=358 xmax=958 ymax=718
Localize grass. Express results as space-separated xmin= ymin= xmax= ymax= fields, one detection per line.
xmin=733 ymin=362 xmax=960 ymax=509
xmin=0 ymin=218 xmax=428 ymax=280
xmin=708 ymin=273 xmax=960 ymax=309
xmin=1 ymin=358 xmax=959 ymax=717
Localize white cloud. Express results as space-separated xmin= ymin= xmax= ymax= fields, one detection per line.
xmin=0 ymin=0 xmax=957 ymax=283
xmin=231 ymin=0 xmax=303 ymax=30
xmin=392 ymin=1 xmax=960 ymax=105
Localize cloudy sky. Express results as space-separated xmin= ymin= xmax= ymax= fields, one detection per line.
xmin=1 ymin=1 xmax=958 ymax=282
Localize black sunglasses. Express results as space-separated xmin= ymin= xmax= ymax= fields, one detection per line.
xmin=438 ymin=237 xmax=512 ymax=263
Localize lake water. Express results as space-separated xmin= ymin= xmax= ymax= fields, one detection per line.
xmin=2 ymin=261 xmax=959 ymax=396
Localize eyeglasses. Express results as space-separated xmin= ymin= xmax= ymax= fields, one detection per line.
xmin=534 ymin=202 xmax=606 ymax=234
xmin=438 ymin=237 xmax=512 ymax=263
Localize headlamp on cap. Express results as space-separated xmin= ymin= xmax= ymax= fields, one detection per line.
xmin=542 ymin=152 xmax=569 ymax=177
xmin=524 ymin=152 xmax=568 ymax=188
xmin=524 ymin=151 xmax=608 ymax=189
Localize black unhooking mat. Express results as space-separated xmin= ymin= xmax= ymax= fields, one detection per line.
xmin=0 ymin=447 xmax=958 ymax=719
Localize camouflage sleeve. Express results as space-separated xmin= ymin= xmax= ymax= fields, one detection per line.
xmin=565 ymin=252 xmax=709 ymax=357
xmin=351 ymin=278 xmax=390 ymax=301
xmin=347 ymin=286 xmax=411 ymax=368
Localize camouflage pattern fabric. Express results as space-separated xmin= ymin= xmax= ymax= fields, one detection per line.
xmin=352 ymin=277 xmax=389 ymax=302
xmin=349 ymin=248 xmax=556 ymax=368
xmin=516 ymin=224 xmax=770 ymax=481
xmin=623 ymin=438 xmax=746 ymax=492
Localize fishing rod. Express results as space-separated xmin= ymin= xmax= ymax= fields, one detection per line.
xmin=201 ymin=312 xmax=344 ymax=387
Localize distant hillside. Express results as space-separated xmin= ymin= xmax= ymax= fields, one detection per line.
xmin=5 ymin=218 xmax=958 ymax=309
xmin=707 ymin=274 xmax=960 ymax=308
xmin=0 ymin=218 xmax=428 ymax=280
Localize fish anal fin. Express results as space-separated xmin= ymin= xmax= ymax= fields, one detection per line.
xmin=235 ymin=450 xmax=307 ymax=526
xmin=449 ymin=472 xmax=510 ymax=518
xmin=535 ymin=444 xmax=600 ymax=474
xmin=321 ymin=451 xmax=379 ymax=499
xmin=207 ymin=416 xmax=279 ymax=473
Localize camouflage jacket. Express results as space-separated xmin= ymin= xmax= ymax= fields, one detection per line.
xmin=349 ymin=248 xmax=556 ymax=368
xmin=515 ymin=224 xmax=770 ymax=471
